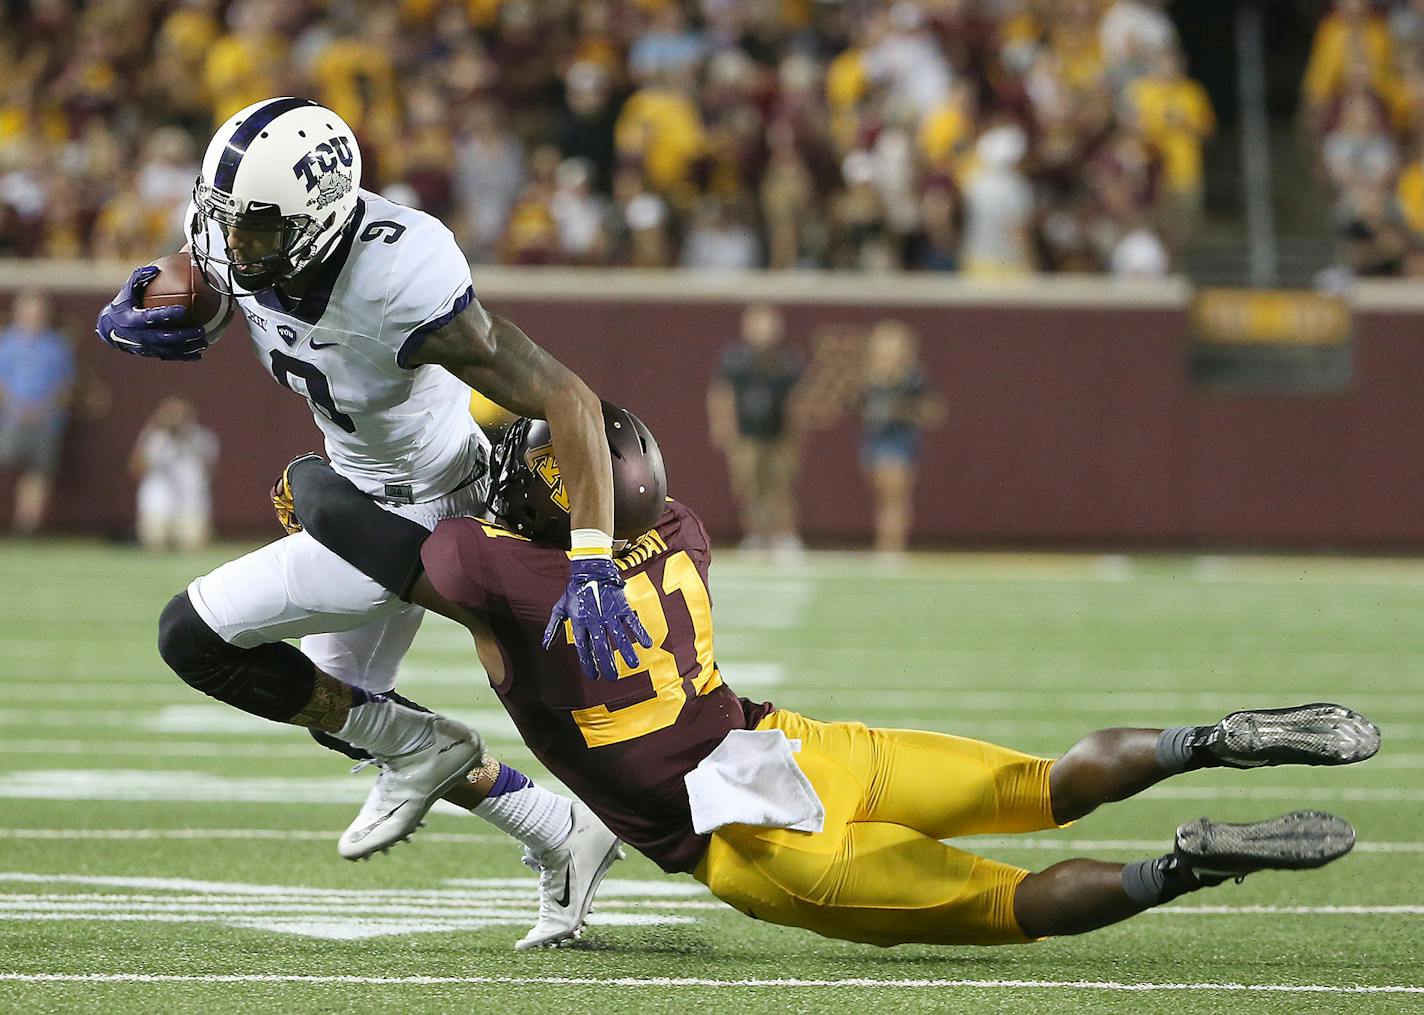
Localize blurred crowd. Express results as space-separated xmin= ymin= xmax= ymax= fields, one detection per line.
xmin=0 ymin=0 xmax=1210 ymax=276
xmin=1307 ymin=0 xmax=1424 ymax=276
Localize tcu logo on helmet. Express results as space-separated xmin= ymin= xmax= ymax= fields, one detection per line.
xmin=291 ymin=135 xmax=355 ymax=211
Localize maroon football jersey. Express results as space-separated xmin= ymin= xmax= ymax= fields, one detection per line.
xmin=421 ymin=499 xmax=775 ymax=874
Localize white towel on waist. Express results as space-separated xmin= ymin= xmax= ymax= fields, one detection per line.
xmin=684 ymin=728 xmax=825 ymax=835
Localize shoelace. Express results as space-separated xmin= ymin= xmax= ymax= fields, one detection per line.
xmin=522 ymin=846 xmax=566 ymax=923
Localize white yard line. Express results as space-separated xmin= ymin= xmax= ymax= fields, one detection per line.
xmin=1155 ymin=906 xmax=1424 ymax=915
xmin=0 ymin=828 xmax=505 ymax=843
xmin=0 ymin=973 xmax=1419 ymax=994
xmin=2 ymin=828 xmax=1423 ymax=854
xmin=958 ymin=836 xmax=1424 ymax=854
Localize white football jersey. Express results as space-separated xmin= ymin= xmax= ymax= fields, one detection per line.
xmin=192 ymin=190 xmax=487 ymax=503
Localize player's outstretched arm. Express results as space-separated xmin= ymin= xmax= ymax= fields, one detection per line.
xmin=408 ymin=300 xmax=652 ymax=680
xmin=408 ymin=300 xmax=614 ymax=538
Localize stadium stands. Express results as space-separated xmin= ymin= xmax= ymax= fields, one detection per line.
xmin=0 ymin=0 xmax=1210 ymax=276
xmin=1306 ymin=0 xmax=1424 ymax=276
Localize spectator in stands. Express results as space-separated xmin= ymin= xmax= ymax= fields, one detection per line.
xmin=760 ymin=119 xmax=820 ymax=269
xmin=551 ymin=62 xmax=622 ymax=194
xmin=625 ymin=193 xmax=675 ymax=267
xmin=500 ymin=143 xmax=562 ymax=266
xmin=832 ymin=149 xmax=895 ymax=270
xmin=0 ymin=291 xmax=74 ymax=537
xmin=1391 ymin=0 xmax=1424 ymax=51
xmin=864 ymin=100 xmax=925 ymax=265
xmin=629 ymin=3 xmax=706 ymax=85
xmin=149 ymin=0 xmax=222 ymax=136
xmin=615 ymin=69 xmax=707 ymax=205
xmin=1090 ymin=113 xmax=1166 ymax=239
xmin=550 ymin=157 xmax=611 ymax=265
xmin=863 ymin=2 xmax=954 ymax=120
xmin=1303 ymin=0 xmax=1395 ymax=127
xmin=1100 ymin=0 xmax=1178 ymax=84
xmin=858 ymin=319 xmax=943 ymax=557
xmin=915 ymin=182 xmax=961 ymax=272
xmin=387 ymin=81 xmax=458 ymax=222
xmin=453 ymin=102 xmax=525 ymax=262
xmin=961 ymin=122 xmax=1035 ymax=277
xmin=129 ymin=397 xmax=219 ymax=552
xmin=1324 ymin=91 xmax=1401 ymax=200
xmin=135 ymin=127 xmax=201 ymax=248
xmin=681 ymin=196 xmax=761 ymax=271
xmin=90 ymin=172 xmax=173 ymax=261
xmin=708 ymin=303 xmax=805 ymax=555
xmin=1126 ymin=48 xmax=1215 ymax=250
xmin=303 ymin=5 xmax=401 ymax=147
xmin=2 ymin=0 xmax=1217 ymax=276
xmin=203 ymin=0 xmax=289 ymax=127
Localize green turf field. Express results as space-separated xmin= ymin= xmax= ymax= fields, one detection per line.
xmin=0 ymin=540 xmax=1421 ymax=1014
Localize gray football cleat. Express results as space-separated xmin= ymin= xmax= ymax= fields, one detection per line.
xmin=1174 ymin=810 xmax=1356 ymax=886
xmin=338 ymin=714 xmax=481 ymax=861
xmin=1191 ymin=703 xmax=1380 ymax=769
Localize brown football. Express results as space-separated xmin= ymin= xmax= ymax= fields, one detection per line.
xmin=140 ymin=252 xmax=234 ymax=334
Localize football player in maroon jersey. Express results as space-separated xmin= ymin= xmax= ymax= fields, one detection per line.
xmin=278 ymin=404 xmax=1379 ymax=948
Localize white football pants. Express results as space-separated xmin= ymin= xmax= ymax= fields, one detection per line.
xmin=185 ymin=482 xmax=484 ymax=694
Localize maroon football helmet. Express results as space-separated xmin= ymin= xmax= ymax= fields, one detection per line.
xmin=490 ymin=401 xmax=668 ymax=546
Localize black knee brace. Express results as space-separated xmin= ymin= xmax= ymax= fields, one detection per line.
xmin=157 ymin=591 xmax=318 ymax=723
xmin=308 ymin=690 xmax=433 ymax=761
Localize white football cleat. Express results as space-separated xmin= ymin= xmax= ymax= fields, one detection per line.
xmin=514 ymin=800 xmax=624 ymax=950
xmin=338 ymin=715 xmax=481 ymax=861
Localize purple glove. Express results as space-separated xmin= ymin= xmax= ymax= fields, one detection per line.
xmin=96 ymin=266 xmax=210 ymax=362
xmin=542 ymin=555 xmax=654 ymax=680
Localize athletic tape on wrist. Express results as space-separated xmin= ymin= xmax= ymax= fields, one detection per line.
xmin=569 ymin=527 xmax=613 ymax=559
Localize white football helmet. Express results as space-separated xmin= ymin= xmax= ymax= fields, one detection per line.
xmin=190 ymin=97 xmax=363 ymax=294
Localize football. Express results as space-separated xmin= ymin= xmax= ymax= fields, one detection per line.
xmin=140 ymin=251 xmax=233 ymax=337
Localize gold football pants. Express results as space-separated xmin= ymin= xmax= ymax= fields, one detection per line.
xmin=693 ymin=709 xmax=1060 ymax=946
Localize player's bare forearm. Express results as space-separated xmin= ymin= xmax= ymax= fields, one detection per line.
xmin=413 ymin=304 xmax=615 ymax=535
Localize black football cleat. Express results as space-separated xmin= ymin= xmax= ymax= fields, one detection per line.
xmin=1173 ymin=810 xmax=1356 ymax=886
xmin=1190 ymin=703 xmax=1380 ymax=769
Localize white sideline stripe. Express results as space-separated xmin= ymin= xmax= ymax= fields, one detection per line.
xmin=1 ymin=741 xmax=344 ymax=760
xmin=0 ymin=873 xmax=712 ymax=899
xmin=0 ymin=828 xmax=505 ymax=844
xmin=1156 ymin=906 xmax=1424 ymax=916
xmin=0 ymin=900 xmax=721 ymax=915
xmin=0 ymin=874 xmax=701 ymax=939
xmin=1142 ymin=786 xmax=1424 ymax=802
xmin=763 ymin=690 xmax=1424 ymax=713
xmin=0 ymin=973 xmax=1419 ymax=994
xmin=3 ymin=828 xmax=1423 ymax=855
xmin=959 ymin=836 xmax=1424 ymax=854
xmin=0 ymin=913 xmax=693 ymax=936
xmin=1 ymin=899 xmax=1409 ymax=917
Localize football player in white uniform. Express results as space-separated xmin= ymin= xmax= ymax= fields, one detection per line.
xmin=96 ymin=98 xmax=648 ymax=949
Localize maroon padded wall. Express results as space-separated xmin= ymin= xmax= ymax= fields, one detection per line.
xmin=4 ymin=289 xmax=1423 ymax=549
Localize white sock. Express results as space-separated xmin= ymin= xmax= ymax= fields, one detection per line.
xmin=474 ymin=781 xmax=574 ymax=853
xmin=337 ymin=701 xmax=435 ymax=759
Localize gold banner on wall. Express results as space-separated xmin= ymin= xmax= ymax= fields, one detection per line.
xmin=1191 ymin=288 xmax=1351 ymax=347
